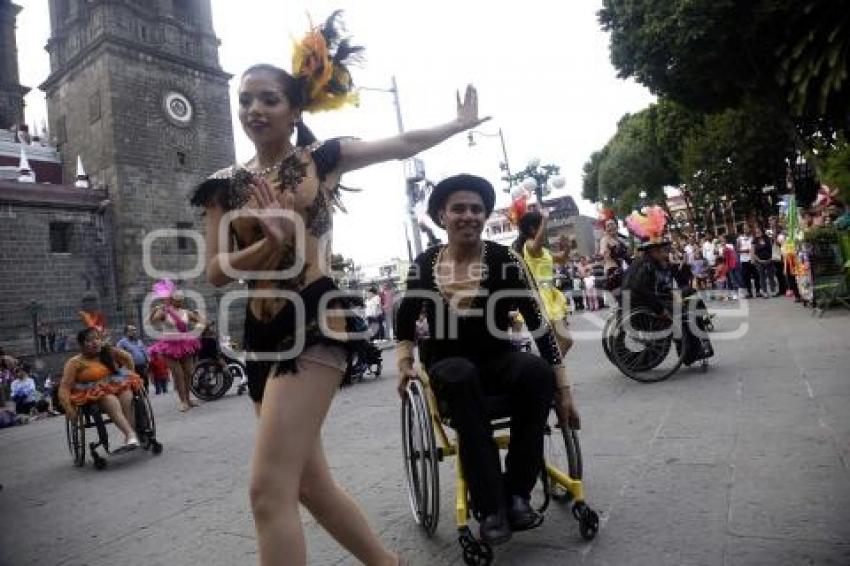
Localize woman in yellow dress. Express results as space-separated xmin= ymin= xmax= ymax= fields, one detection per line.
xmin=513 ymin=208 xmax=572 ymax=354
xmin=58 ymin=327 xmax=144 ymax=451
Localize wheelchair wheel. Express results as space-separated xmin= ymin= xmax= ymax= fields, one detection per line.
xmin=401 ymin=380 xmax=440 ymax=536
xmin=65 ymin=414 xmax=85 ymax=467
xmin=133 ymin=388 xmax=159 ymax=453
xmin=544 ymin=413 xmax=583 ymax=502
xmin=609 ymin=308 xmax=685 ymax=383
xmin=190 ymin=360 xmax=232 ymax=401
xmin=601 ymin=311 xmax=617 ymax=364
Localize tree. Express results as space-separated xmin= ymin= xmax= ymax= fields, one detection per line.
xmin=598 ymin=0 xmax=850 ymax=137
xmin=581 ymin=148 xmax=607 ymax=203
xmin=680 ymin=101 xmax=793 ymax=216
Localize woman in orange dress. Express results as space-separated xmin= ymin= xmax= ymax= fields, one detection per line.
xmin=58 ymin=327 xmax=144 ymax=451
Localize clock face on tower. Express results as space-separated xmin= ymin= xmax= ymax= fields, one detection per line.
xmin=163 ymin=91 xmax=193 ymax=125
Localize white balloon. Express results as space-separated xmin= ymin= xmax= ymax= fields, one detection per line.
xmin=522 ymin=177 xmax=538 ymax=190
xmin=550 ymin=176 xmax=566 ymax=189
xmin=510 ymin=185 xmax=525 ymax=199
xmin=528 ymin=157 xmax=541 ymax=168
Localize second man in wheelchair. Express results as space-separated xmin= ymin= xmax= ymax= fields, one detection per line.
xmin=395 ymin=174 xmax=580 ymax=546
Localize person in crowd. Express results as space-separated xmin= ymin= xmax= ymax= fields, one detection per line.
xmin=189 ymin=11 xmax=488 ymax=564
xmin=691 ymin=250 xmax=708 ymax=291
xmin=379 ymin=284 xmax=395 ymax=341
xmin=365 ymin=287 xmax=385 ymax=341
xmin=737 ymin=226 xmax=759 ymax=298
xmin=752 ymin=226 xmax=776 ymax=298
xmin=579 ymin=256 xmax=598 ymax=311
xmin=58 ymin=327 xmax=142 ymax=452
xmin=598 ymin=218 xmax=630 ymax=295
xmin=395 ymin=174 xmax=579 ymax=546
xmin=719 ymin=235 xmax=740 ymax=300
xmin=149 ymin=352 xmax=170 ymax=395
xmin=117 ymin=324 xmax=150 ymax=392
xmin=11 ymin=366 xmax=37 ymax=415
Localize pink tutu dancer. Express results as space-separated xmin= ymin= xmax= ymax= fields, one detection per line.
xmin=147 ymin=279 xmax=202 ymax=411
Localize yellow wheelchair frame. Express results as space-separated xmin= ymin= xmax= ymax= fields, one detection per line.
xmin=401 ymin=367 xmax=598 ymax=565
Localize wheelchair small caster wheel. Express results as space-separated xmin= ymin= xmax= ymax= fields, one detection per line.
xmin=93 ymin=455 xmax=107 ymax=470
xmin=151 ymin=441 xmax=163 ymax=455
xmin=575 ymin=503 xmax=599 ymax=541
xmin=459 ymin=528 xmax=493 ymax=566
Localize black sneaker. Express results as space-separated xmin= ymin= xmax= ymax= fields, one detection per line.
xmin=508 ymin=495 xmax=540 ymax=531
xmin=479 ymin=511 xmax=512 ymax=546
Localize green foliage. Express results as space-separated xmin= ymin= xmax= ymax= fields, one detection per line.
xmin=813 ymin=140 xmax=850 ymax=203
xmin=599 ymin=0 xmax=850 ymax=136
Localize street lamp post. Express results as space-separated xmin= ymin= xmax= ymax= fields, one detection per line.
xmin=468 ymin=127 xmax=512 ymax=189
xmin=359 ymin=76 xmax=423 ymax=257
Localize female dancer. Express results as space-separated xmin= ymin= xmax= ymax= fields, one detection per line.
xmin=579 ymin=256 xmax=598 ymax=311
xmin=147 ymin=280 xmax=202 ymax=412
xmin=190 ymin=12 xmax=487 ymax=565
xmin=513 ymin=208 xmax=573 ymax=354
xmin=59 ymin=327 xmax=143 ymax=451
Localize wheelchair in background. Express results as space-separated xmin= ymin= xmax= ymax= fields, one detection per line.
xmin=401 ymin=367 xmax=598 ymax=565
xmin=65 ymin=387 xmax=162 ymax=470
xmin=602 ymin=297 xmax=714 ymax=383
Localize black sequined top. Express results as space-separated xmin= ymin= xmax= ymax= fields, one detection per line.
xmin=189 ymin=139 xmax=345 ymax=290
xmin=395 ymin=241 xmax=563 ymax=369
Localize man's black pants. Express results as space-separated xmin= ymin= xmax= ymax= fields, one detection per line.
xmin=427 ymin=352 xmax=555 ymax=516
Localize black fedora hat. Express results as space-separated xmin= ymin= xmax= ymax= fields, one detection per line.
xmin=427 ymin=174 xmax=496 ymax=228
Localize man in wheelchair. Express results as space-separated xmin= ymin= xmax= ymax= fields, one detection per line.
xmin=58 ymin=327 xmax=144 ymax=452
xmin=621 ymin=207 xmax=713 ymax=366
xmin=395 ymin=174 xmax=580 ymax=546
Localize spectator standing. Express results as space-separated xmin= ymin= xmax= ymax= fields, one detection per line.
xmin=47 ymin=323 xmax=57 ymax=353
xmin=116 ymin=324 xmax=150 ymax=391
xmin=719 ymin=235 xmax=740 ymax=300
xmin=770 ymin=230 xmax=787 ymax=296
xmin=737 ymin=227 xmax=760 ymax=298
xmin=365 ymin=287 xmax=384 ymax=341
xmin=149 ymin=352 xmax=170 ymax=395
xmin=37 ymin=321 xmax=48 ymax=355
xmin=752 ymin=227 xmax=776 ymax=297
xmin=379 ymin=284 xmax=395 ymax=341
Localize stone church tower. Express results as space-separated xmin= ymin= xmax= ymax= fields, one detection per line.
xmin=0 ymin=0 xmax=29 ymax=129
xmin=40 ymin=0 xmax=235 ymax=316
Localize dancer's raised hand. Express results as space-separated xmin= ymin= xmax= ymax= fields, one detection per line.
xmin=249 ymin=177 xmax=294 ymax=247
xmin=456 ymin=84 xmax=490 ymax=130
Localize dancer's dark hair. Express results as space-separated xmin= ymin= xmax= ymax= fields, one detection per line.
xmin=77 ymin=327 xmax=118 ymax=374
xmin=513 ymin=211 xmax=543 ymax=254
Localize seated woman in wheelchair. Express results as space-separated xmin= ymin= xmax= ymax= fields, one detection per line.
xmin=395 ymin=174 xmax=580 ymax=546
xmin=58 ymin=327 xmax=144 ymax=452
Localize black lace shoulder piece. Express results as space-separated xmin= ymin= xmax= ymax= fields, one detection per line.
xmin=310 ymin=137 xmax=345 ymax=181
xmin=189 ymin=166 xmax=254 ymax=211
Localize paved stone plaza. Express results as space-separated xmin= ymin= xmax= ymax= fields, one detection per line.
xmin=2 ymin=299 xmax=849 ymax=566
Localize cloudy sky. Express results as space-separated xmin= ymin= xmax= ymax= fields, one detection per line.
xmin=15 ymin=0 xmax=654 ymax=268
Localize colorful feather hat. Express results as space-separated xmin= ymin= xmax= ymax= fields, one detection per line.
xmin=292 ymin=11 xmax=364 ymax=113
xmin=625 ymin=206 xmax=669 ymax=249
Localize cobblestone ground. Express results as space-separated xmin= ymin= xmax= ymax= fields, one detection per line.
xmin=2 ymin=299 xmax=849 ymax=566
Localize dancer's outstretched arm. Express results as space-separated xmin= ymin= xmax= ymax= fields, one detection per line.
xmin=337 ymin=85 xmax=489 ymax=174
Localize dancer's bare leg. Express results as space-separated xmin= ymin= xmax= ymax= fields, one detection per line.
xmin=167 ymin=357 xmax=189 ymax=410
xmin=250 ymin=359 xmax=398 ymax=566
xmin=179 ymin=357 xmax=197 ymax=406
xmin=98 ymin=394 xmax=133 ymax=440
xmin=553 ymin=319 xmax=573 ymax=355
xmin=117 ymin=389 xmax=135 ymax=429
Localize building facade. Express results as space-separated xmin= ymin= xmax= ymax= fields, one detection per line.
xmin=0 ymin=0 xmax=237 ymax=356
xmin=40 ymin=0 xmax=235 ymax=315
xmin=484 ymin=193 xmax=597 ymax=258
xmin=0 ymin=0 xmax=28 ymax=129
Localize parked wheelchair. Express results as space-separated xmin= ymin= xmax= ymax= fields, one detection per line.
xmin=401 ymin=367 xmax=598 ymax=565
xmin=65 ymin=386 xmax=162 ymax=470
xmin=190 ymin=336 xmax=248 ymax=401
